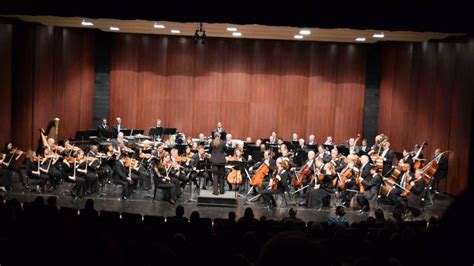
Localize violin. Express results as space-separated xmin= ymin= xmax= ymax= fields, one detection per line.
xmin=269 ymin=170 xmax=280 ymax=191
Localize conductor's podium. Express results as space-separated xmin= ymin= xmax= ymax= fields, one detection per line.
xmin=197 ymin=190 xmax=238 ymax=207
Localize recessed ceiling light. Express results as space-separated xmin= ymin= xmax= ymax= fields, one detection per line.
xmin=154 ymin=23 xmax=165 ymax=29
xmin=355 ymin=37 xmax=366 ymax=42
xmin=171 ymin=29 xmax=181 ymax=34
xmin=227 ymin=27 xmax=237 ymax=32
xmin=294 ymin=35 xmax=304 ymax=39
xmin=81 ymin=19 xmax=93 ymax=26
xmin=373 ymin=32 xmax=384 ymax=38
xmin=232 ymin=32 xmax=242 ymax=37
xmin=110 ymin=27 xmax=120 ymax=31
xmin=299 ymin=29 xmax=311 ymax=35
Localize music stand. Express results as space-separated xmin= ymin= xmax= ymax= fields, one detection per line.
xmin=306 ymin=144 xmax=317 ymax=151
xmin=164 ymin=128 xmax=177 ymax=136
xmin=74 ymin=130 xmax=90 ymax=141
xmin=149 ymin=127 xmax=164 ymax=140
xmin=336 ymin=146 xmax=350 ymax=156
xmin=122 ymin=129 xmax=132 ymax=136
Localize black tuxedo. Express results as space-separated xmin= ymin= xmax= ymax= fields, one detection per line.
xmin=98 ymin=124 xmax=110 ymax=138
xmin=112 ymin=123 xmax=126 ymax=137
xmin=260 ymin=169 xmax=289 ymax=207
xmin=113 ymin=160 xmax=132 ymax=197
xmin=380 ymin=148 xmax=394 ymax=175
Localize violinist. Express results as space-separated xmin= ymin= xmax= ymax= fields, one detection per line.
xmin=41 ymin=148 xmax=62 ymax=190
xmin=396 ymin=169 xmax=426 ymax=217
xmin=24 ymin=150 xmax=46 ymax=192
xmin=0 ymin=152 xmax=11 ymax=192
xmin=260 ymin=158 xmax=289 ymax=209
xmin=191 ymin=146 xmax=211 ymax=190
xmin=302 ymin=160 xmax=336 ymax=209
xmin=1 ymin=142 xmax=25 ymax=189
xmin=67 ymin=151 xmax=88 ymax=198
xmin=356 ymin=165 xmax=382 ymax=212
xmin=432 ymin=148 xmax=448 ymax=194
xmin=345 ymin=137 xmax=360 ymax=155
xmin=324 ymin=136 xmax=334 ymax=145
xmin=317 ymin=144 xmax=331 ymax=163
xmin=153 ymin=156 xmax=180 ymax=204
xmin=90 ymin=145 xmax=113 ymax=185
xmin=113 ymin=154 xmax=133 ymax=200
xmin=170 ymin=148 xmax=189 ymax=188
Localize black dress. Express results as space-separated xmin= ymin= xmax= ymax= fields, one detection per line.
xmin=305 ymin=174 xmax=335 ymax=209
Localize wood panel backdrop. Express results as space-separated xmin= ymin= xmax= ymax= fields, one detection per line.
xmin=109 ymin=35 xmax=367 ymax=143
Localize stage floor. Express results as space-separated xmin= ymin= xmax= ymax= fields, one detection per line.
xmin=1 ymin=182 xmax=455 ymax=223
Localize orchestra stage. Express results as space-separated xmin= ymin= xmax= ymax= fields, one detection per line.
xmin=1 ymin=183 xmax=455 ymax=223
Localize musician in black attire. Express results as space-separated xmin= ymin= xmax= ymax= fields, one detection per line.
xmin=191 ymin=146 xmax=211 ymax=190
xmin=379 ymin=141 xmax=394 ymax=175
xmin=215 ymin=121 xmax=225 ymax=133
xmin=113 ymin=155 xmax=133 ymax=199
xmin=152 ymin=156 xmax=179 ymax=204
xmin=210 ymin=132 xmax=227 ymax=195
xmin=395 ymin=169 xmax=427 ymax=217
xmin=432 ymin=148 xmax=448 ymax=193
xmin=97 ymin=118 xmax=110 ymax=139
xmin=304 ymin=160 xmax=336 ymax=209
xmin=260 ymin=158 xmax=289 ymax=208
xmin=389 ymin=163 xmax=413 ymax=210
xmin=250 ymin=150 xmax=276 ymax=193
xmin=357 ymin=167 xmax=382 ymax=212
xmin=400 ymin=148 xmax=414 ymax=169
xmin=0 ymin=155 xmax=11 ymax=191
xmin=112 ymin=117 xmax=126 ymax=137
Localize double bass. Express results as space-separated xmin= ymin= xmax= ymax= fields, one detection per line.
xmin=412 ymin=141 xmax=427 ymax=169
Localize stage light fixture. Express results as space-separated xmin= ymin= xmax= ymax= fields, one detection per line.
xmin=194 ymin=22 xmax=206 ymax=44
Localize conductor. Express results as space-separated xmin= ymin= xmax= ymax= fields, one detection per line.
xmin=210 ymin=132 xmax=226 ymax=195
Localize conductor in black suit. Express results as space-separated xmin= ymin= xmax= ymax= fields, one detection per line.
xmin=97 ymin=118 xmax=110 ymax=138
xmin=210 ymin=132 xmax=226 ymax=195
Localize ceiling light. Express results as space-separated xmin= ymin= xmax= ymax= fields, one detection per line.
xmin=110 ymin=27 xmax=120 ymax=31
xmin=227 ymin=27 xmax=237 ymax=32
xmin=232 ymin=32 xmax=242 ymax=37
xmin=154 ymin=23 xmax=165 ymax=29
xmin=171 ymin=29 xmax=181 ymax=34
xmin=294 ymin=35 xmax=304 ymax=39
xmin=81 ymin=19 xmax=93 ymax=26
xmin=373 ymin=32 xmax=384 ymax=38
xmin=299 ymin=29 xmax=311 ymax=35
xmin=355 ymin=37 xmax=366 ymax=42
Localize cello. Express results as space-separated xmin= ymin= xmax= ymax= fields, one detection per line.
xmin=250 ymin=161 xmax=270 ymax=187
xmin=291 ymin=162 xmax=313 ymax=188
xmin=226 ymin=155 xmax=243 ymax=185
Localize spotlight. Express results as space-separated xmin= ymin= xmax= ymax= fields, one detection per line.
xmin=194 ymin=22 xmax=206 ymax=44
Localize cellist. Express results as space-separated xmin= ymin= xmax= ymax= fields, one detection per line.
xmin=249 ymin=150 xmax=276 ymax=195
xmin=395 ymin=169 xmax=426 ymax=217
xmin=356 ymin=165 xmax=382 ymax=212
